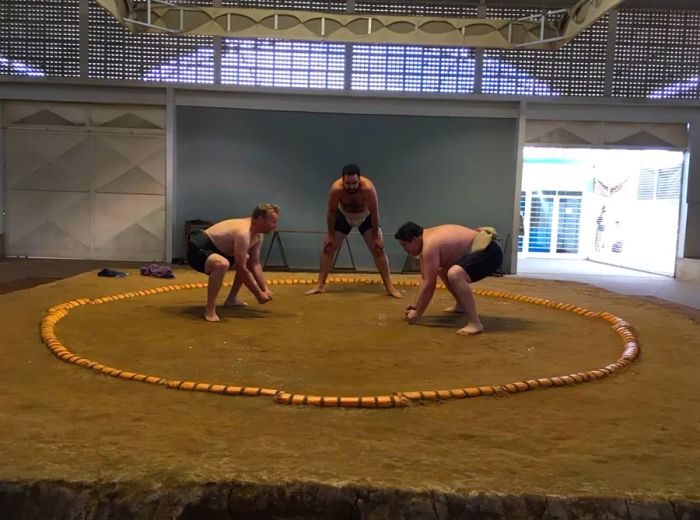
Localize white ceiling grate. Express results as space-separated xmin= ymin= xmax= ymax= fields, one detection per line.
xmin=482 ymin=6 xmax=608 ymax=97
xmin=0 ymin=0 xmax=80 ymax=77
xmin=221 ymin=38 xmax=346 ymax=89
xmin=89 ymin=0 xmax=215 ymax=83
xmin=221 ymin=0 xmax=346 ymax=11
xmin=353 ymin=1 xmax=478 ymax=18
xmin=613 ymin=9 xmax=700 ymax=99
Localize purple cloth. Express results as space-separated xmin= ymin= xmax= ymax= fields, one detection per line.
xmin=140 ymin=264 xmax=175 ymax=278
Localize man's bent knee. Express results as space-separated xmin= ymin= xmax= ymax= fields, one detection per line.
xmin=206 ymin=257 xmax=230 ymax=274
xmin=447 ymin=264 xmax=469 ymax=283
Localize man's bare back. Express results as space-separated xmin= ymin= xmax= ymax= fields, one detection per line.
xmin=421 ymin=224 xmax=479 ymax=269
xmin=205 ymin=218 xmax=262 ymax=258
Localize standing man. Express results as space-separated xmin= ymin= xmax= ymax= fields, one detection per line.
xmin=306 ymin=164 xmax=401 ymax=298
xmin=394 ymin=222 xmax=502 ymax=336
xmin=595 ymin=206 xmax=607 ymax=252
xmin=187 ymin=203 xmax=279 ymax=322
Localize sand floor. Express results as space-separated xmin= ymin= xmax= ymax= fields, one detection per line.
xmin=0 ymin=269 xmax=698 ymax=501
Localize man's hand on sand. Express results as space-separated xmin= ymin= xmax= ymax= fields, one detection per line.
xmin=257 ymin=291 xmax=273 ymax=304
xmin=405 ymin=309 xmax=419 ymax=324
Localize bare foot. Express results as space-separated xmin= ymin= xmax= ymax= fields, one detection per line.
xmin=386 ymin=288 xmax=403 ymax=299
xmin=456 ymin=322 xmax=484 ymax=336
xmin=305 ymin=285 xmax=326 ymax=295
xmin=443 ymin=304 xmax=465 ymax=313
xmin=224 ymin=298 xmax=247 ymax=307
xmin=204 ymin=311 xmax=220 ymax=322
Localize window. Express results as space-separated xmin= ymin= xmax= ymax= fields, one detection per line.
xmin=656 ymin=167 xmax=682 ymax=199
xmin=637 ymin=166 xmax=682 ymax=200
xmin=637 ymin=168 xmax=655 ymax=200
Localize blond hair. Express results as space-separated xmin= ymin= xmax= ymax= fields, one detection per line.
xmin=251 ymin=203 xmax=280 ymax=219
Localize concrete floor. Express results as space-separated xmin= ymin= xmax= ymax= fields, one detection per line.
xmin=0 ymin=258 xmax=144 ymax=294
xmin=516 ymin=257 xmax=700 ymax=311
xmin=1 ymin=256 xmax=699 ymax=310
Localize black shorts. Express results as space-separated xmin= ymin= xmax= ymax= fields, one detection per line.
xmin=455 ymin=240 xmax=503 ymax=283
xmin=334 ymin=211 xmax=373 ymax=235
xmin=186 ymin=229 xmax=235 ymax=274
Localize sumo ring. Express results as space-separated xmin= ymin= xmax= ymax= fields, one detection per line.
xmin=39 ymin=276 xmax=640 ymax=409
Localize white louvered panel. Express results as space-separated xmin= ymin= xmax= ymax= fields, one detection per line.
xmin=637 ymin=168 xmax=656 ymax=200
xmin=656 ymin=167 xmax=682 ymax=200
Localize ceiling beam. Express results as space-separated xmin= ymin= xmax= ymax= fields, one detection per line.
xmin=94 ymin=0 xmax=623 ymax=50
xmin=555 ymin=0 xmax=624 ymax=49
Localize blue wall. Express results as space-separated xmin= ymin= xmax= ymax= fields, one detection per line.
xmin=176 ymin=106 xmax=517 ymax=272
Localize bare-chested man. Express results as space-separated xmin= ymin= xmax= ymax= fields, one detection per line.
xmin=394 ymin=221 xmax=503 ymax=335
xmin=306 ymin=164 xmax=401 ymax=298
xmin=186 ymin=204 xmax=279 ymax=321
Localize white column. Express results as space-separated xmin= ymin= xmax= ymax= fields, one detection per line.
xmin=510 ymin=100 xmax=527 ymax=273
xmin=165 ymin=87 xmax=176 ymax=262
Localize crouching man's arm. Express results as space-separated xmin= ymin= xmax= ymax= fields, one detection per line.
xmin=405 ymin=249 xmax=439 ymax=324
xmin=235 ymin=236 xmax=271 ymax=304
xmin=247 ymin=235 xmax=272 ymax=300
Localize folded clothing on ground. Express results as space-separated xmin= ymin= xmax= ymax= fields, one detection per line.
xmin=140 ymin=264 xmax=175 ymax=278
xmin=97 ymin=268 xmax=129 ymax=278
